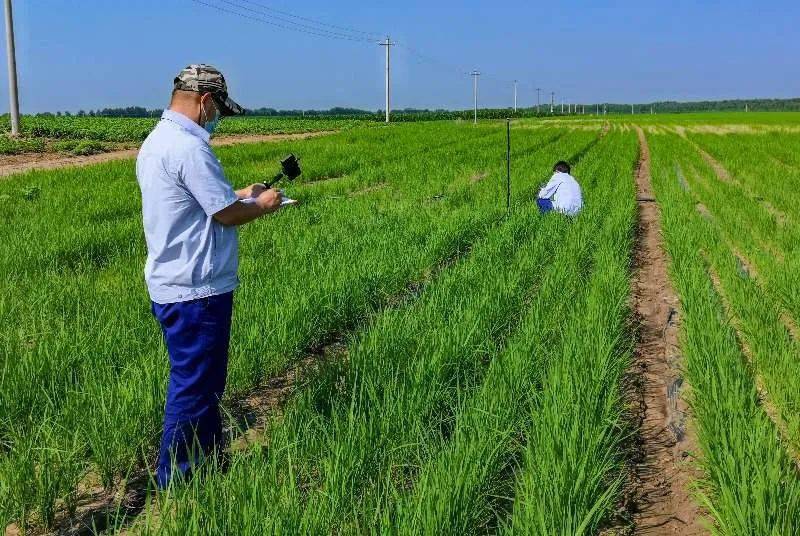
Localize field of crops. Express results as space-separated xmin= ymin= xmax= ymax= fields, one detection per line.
xmin=0 ymin=115 xmax=364 ymax=156
xmin=1 ymin=113 xmax=799 ymax=534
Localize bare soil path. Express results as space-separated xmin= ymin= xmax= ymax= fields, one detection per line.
xmin=0 ymin=131 xmax=335 ymax=178
xmin=627 ymin=126 xmax=706 ymax=535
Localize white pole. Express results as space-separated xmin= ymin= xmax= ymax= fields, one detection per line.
xmin=471 ymin=70 xmax=480 ymax=124
xmin=380 ymin=37 xmax=393 ymax=123
xmin=4 ymin=0 xmax=20 ymax=136
xmin=550 ymin=92 xmax=554 ymax=114
xmin=513 ymin=80 xmax=517 ymax=112
xmin=536 ymin=87 xmax=541 ymax=114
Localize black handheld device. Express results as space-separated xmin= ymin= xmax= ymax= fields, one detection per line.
xmin=262 ymin=154 xmax=302 ymax=188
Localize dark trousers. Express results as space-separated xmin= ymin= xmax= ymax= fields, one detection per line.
xmin=537 ymin=197 xmax=554 ymax=214
xmin=151 ymin=291 xmax=233 ymax=488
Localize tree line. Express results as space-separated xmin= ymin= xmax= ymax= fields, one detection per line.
xmin=31 ymin=97 xmax=800 ymax=119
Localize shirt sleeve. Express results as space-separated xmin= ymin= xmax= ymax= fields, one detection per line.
xmin=180 ymin=144 xmax=239 ymax=216
xmin=538 ymin=175 xmax=562 ymax=199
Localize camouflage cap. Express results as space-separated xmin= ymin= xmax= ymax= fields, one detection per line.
xmin=173 ymin=64 xmax=245 ymax=116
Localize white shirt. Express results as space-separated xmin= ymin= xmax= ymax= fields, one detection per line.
xmin=136 ymin=110 xmax=240 ymax=304
xmin=538 ymin=172 xmax=583 ymax=216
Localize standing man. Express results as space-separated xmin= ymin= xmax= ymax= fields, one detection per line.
xmin=537 ymin=160 xmax=583 ymax=216
xmin=137 ymin=64 xmax=283 ymax=488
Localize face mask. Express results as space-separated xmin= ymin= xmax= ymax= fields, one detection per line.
xmin=201 ymin=101 xmax=220 ymax=135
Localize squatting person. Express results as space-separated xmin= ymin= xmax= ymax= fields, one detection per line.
xmin=136 ymin=64 xmax=284 ymax=488
xmin=537 ymin=160 xmax=583 ymax=216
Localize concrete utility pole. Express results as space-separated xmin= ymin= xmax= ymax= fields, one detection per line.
xmin=4 ymin=0 xmax=20 ymax=136
xmin=513 ymin=80 xmax=517 ymax=112
xmin=561 ymin=100 xmax=564 ymax=114
xmin=536 ymin=87 xmax=541 ymax=114
xmin=471 ymin=70 xmax=480 ymax=124
xmin=596 ymin=103 xmax=599 ymax=115
xmin=550 ymin=91 xmax=554 ymax=114
xmin=631 ymin=104 xmax=634 ymax=114
xmin=379 ymin=36 xmax=393 ymax=123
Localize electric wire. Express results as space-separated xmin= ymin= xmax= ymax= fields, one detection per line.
xmin=189 ymin=0 xmax=380 ymax=43
xmin=190 ymin=0 xmax=551 ymax=104
xmin=215 ymin=0 xmax=381 ymax=42
xmin=234 ymin=0 xmax=384 ymax=39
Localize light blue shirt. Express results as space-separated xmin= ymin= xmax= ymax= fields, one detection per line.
xmin=136 ymin=110 xmax=240 ymax=304
xmin=538 ymin=172 xmax=583 ymax=216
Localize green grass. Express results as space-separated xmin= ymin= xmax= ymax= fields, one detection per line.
xmin=3 ymin=115 xmax=800 ymax=534
xmin=0 ymin=120 xmax=599 ymax=530
xmin=647 ymin=130 xmax=800 ymax=534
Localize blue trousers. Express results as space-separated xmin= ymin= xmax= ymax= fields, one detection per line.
xmin=151 ymin=292 xmax=233 ymax=488
xmin=537 ymin=198 xmax=554 ymax=214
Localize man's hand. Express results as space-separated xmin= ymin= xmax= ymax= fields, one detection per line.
xmin=237 ymin=183 xmax=268 ymax=199
xmin=214 ymin=188 xmax=284 ymax=226
xmin=254 ymin=188 xmax=283 ymax=213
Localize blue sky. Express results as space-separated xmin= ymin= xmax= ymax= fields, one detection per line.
xmin=1 ymin=0 xmax=797 ymax=113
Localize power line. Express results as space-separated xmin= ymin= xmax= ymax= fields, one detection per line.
xmin=189 ymin=0 xmax=379 ymax=43
xmin=216 ymin=0 xmax=380 ymax=41
xmin=234 ymin=0 xmax=383 ymax=39
xmin=394 ymin=43 xmax=471 ymax=77
xmin=190 ymin=0 xmax=555 ymax=110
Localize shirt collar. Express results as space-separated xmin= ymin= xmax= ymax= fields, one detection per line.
xmin=161 ymin=109 xmax=210 ymax=144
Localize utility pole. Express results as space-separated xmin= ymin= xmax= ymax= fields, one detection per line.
xmin=536 ymin=88 xmax=541 ymax=114
xmin=631 ymin=104 xmax=634 ymax=115
xmin=561 ymin=100 xmax=564 ymax=114
xmin=4 ymin=0 xmax=20 ymax=136
xmin=596 ymin=103 xmax=599 ymax=115
xmin=550 ymin=92 xmax=554 ymax=114
xmin=379 ymin=36 xmax=393 ymax=123
xmin=471 ymin=70 xmax=480 ymax=124
xmin=513 ymin=80 xmax=517 ymax=112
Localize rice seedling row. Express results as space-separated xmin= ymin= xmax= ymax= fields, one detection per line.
xmin=0 ymin=122 xmax=599 ymax=530
xmin=646 ymin=130 xmax=800 ymax=533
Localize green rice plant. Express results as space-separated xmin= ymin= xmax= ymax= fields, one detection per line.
xmin=500 ymin=132 xmax=638 ymax=535
xmin=647 ymin=131 xmax=800 ymax=534
xmin=0 ymin=121 xmax=601 ymax=529
xmin=655 ymin=132 xmax=800 ymax=455
xmin=388 ymin=133 xmax=636 ymax=535
xmin=130 ymin=129 xmax=606 ymax=534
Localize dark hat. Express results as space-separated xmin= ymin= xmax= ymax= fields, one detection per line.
xmin=173 ymin=64 xmax=244 ymax=116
